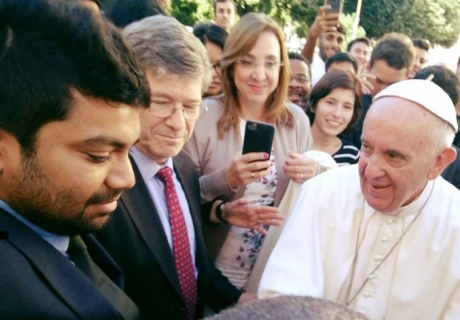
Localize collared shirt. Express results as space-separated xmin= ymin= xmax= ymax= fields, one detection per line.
xmin=0 ymin=199 xmax=69 ymax=255
xmin=259 ymin=165 xmax=460 ymax=320
xmin=130 ymin=147 xmax=197 ymax=276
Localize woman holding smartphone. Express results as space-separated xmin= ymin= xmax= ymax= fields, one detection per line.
xmin=183 ymin=13 xmax=323 ymax=290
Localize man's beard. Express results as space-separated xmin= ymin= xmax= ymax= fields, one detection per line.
xmin=6 ymin=151 xmax=123 ymax=235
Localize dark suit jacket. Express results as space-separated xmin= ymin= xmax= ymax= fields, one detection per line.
xmin=0 ymin=208 xmax=139 ymax=320
xmin=96 ymin=152 xmax=241 ymax=320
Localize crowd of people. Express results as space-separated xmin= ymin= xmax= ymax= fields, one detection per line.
xmin=1 ymin=0 xmax=459 ymax=319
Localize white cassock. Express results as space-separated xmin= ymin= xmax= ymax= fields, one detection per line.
xmin=259 ymin=165 xmax=460 ymax=320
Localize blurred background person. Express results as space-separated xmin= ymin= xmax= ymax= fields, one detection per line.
xmin=193 ymin=22 xmax=228 ymax=97
xmin=287 ymin=52 xmax=311 ymax=111
xmin=301 ymin=5 xmax=345 ymax=86
xmin=408 ymin=38 xmax=430 ymax=78
xmin=213 ymin=0 xmax=236 ymax=32
xmin=325 ymin=52 xmax=358 ymax=75
xmin=306 ymin=70 xmax=362 ymax=166
xmin=183 ymin=13 xmax=322 ymax=290
xmin=347 ymin=37 xmax=371 ymax=74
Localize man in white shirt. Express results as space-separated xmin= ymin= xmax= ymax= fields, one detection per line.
xmin=259 ymin=79 xmax=460 ymax=320
xmin=301 ymin=5 xmax=345 ymax=86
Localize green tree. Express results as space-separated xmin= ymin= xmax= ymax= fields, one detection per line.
xmin=170 ymin=0 xmax=213 ymax=27
xmin=344 ymin=0 xmax=460 ymax=47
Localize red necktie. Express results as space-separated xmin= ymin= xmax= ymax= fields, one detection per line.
xmin=156 ymin=166 xmax=197 ymax=320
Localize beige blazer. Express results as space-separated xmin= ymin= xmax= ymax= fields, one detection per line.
xmin=182 ymin=97 xmax=313 ymax=259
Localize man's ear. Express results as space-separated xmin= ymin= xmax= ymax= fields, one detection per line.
xmin=0 ymin=129 xmax=21 ymax=175
xmin=427 ymin=146 xmax=457 ymax=180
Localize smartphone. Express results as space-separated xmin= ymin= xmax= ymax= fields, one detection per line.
xmin=242 ymin=120 xmax=275 ymax=156
xmin=325 ymin=0 xmax=343 ymax=14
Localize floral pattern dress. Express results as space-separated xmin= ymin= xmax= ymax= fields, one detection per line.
xmin=215 ymin=142 xmax=278 ymax=289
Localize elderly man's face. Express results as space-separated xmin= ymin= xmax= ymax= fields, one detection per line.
xmin=136 ymin=70 xmax=202 ymax=165
xmin=359 ymin=97 xmax=443 ymax=213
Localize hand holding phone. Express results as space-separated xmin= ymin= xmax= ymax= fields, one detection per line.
xmin=325 ymin=0 xmax=343 ymax=15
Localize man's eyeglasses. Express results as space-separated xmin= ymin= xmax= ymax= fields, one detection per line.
xmin=149 ymin=100 xmax=208 ymax=120
xmin=290 ymin=75 xmax=310 ymax=84
xmin=235 ymin=59 xmax=284 ymax=71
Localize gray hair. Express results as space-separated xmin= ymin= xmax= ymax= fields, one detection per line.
xmin=426 ymin=115 xmax=456 ymax=155
xmin=123 ymin=15 xmax=212 ymax=93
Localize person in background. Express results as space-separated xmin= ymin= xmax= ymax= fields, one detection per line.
xmin=301 ymin=5 xmax=345 ymax=86
xmin=183 ymin=12 xmax=321 ymax=291
xmin=193 ymin=22 xmax=228 ymax=97
xmin=106 ymin=0 xmax=166 ymax=28
xmin=259 ymin=79 xmax=460 ymax=320
xmin=414 ymin=65 xmax=460 ymax=190
xmin=408 ymin=38 xmax=430 ymax=78
xmin=213 ymin=0 xmax=236 ymax=32
xmin=325 ymin=52 xmax=359 ymax=75
xmin=287 ymin=52 xmax=312 ymax=111
xmin=0 ymin=0 xmax=150 ymax=318
xmin=306 ymin=70 xmax=362 ymax=166
xmin=347 ymin=37 xmax=371 ymax=74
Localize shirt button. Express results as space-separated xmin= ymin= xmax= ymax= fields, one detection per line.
xmin=381 ymin=236 xmax=388 ymax=242
xmin=368 ymin=274 xmax=376 ymax=280
xmin=363 ymin=291 xmax=372 ymax=298
xmin=386 ymin=219 xmax=393 ymax=224
xmin=374 ymin=255 xmax=383 ymax=261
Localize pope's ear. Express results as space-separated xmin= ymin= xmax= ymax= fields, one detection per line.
xmin=427 ymin=146 xmax=457 ymax=180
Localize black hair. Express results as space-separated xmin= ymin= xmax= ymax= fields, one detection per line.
xmin=346 ymin=37 xmax=371 ymax=52
xmin=193 ymin=22 xmax=228 ymax=50
xmin=306 ymin=70 xmax=362 ymax=134
xmin=288 ymin=51 xmax=311 ymax=79
xmin=325 ymin=52 xmax=359 ymax=74
xmin=106 ymin=0 xmax=165 ymax=28
xmin=412 ymin=38 xmax=431 ymax=52
xmin=414 ymin=65 xmax=460 ymax=105
xmin=0 ymin=0 xmax=150 ymax=152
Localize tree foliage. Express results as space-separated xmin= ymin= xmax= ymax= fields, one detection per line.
xmin=344 ymin=0 xmax=460 ymax=47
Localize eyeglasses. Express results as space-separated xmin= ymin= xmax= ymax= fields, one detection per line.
xmin=149 ymin=100 xmax=207 ymax=120
xmin=290 ymin=75 xmax=310 ymax=84
xmin=212 ymin=62 xmax=221 ymax=73
xmin=235 ymin=59 xmax=284 ymax=71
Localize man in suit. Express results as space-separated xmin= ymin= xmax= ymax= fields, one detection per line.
xmin=0 ymin=0 xmax=150 ymax=318
xmin=96 ymin=16 xmax=250 ymax=320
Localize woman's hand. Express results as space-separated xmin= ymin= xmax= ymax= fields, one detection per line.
xmin=283 ymin=152 xmax=318 ymax=184
xmin=226 ymin=152 xmax=271 ymax=189
xmin=222 ymin=198 xmax=283 ymax=235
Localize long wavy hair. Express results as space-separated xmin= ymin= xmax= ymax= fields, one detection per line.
xmin=217 ymin=12 xmax=291 ymax=139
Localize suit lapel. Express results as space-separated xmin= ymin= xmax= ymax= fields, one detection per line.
xmin=121 ymin=159 xmax=183 ymax=297
xmin=0 ymin=210 xmax=121 ymax=320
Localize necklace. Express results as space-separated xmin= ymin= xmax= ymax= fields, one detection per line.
xmin=343 ymin=181 xmax=435 ymax=306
